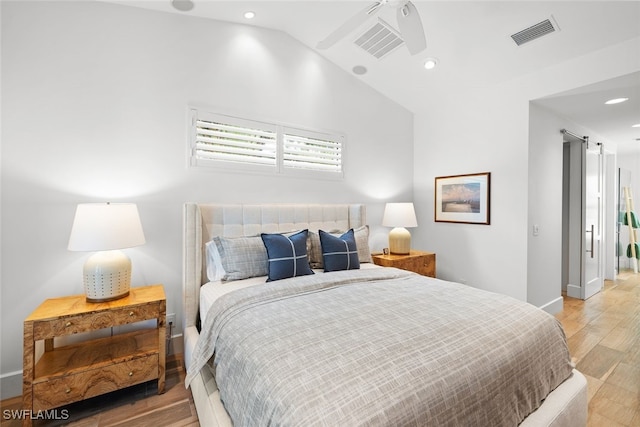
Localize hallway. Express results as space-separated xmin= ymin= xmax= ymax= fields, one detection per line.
xmin=555 ymin=270 xmax=640 ymax=426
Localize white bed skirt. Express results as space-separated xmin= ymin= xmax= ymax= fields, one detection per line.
xmin=184 ymin=325 xmax=232 ymax=427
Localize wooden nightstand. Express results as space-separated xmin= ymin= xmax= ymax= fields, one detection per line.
xmin=372 ymin=250 xmax=436 ymax=277
xmin=22 ymin=284 xmax=166 ymax=426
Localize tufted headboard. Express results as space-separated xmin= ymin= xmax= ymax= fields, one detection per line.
xmin=182 ymin=203 xmax=366 ymax=330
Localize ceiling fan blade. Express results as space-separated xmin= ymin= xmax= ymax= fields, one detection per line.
xmin=396 ymin=1 xmax=427 ymax=55
xmin=317 ymin=2 xmax=383 ymax=50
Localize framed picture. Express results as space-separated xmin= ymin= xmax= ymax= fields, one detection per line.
xmin=435 ymin=172 xmax=491 ymax=224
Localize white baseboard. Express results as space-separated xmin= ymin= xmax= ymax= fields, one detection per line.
xmin=539 ymin=296 xmax=564 ymax=315
xmin=167 ymin=333 xmax=184 ymax=357
xmin=0 ymin=334 xmax=183 ymax=401
xmin=567 ymin=284 xmax=581 ymax=299
xmin=0 ymin=369 xmax=22 ymax=401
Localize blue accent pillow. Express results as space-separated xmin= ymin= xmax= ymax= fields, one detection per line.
xmin=319 ymin=229 xmax=360 ymax=272
xmin=261 ymin=230 xmax=314 ymax=282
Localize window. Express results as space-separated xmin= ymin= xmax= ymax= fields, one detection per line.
xmin=282 ymin=128 xmax=342 ymax=173
xmin=190 ymin=109 xmax=343 ymax=178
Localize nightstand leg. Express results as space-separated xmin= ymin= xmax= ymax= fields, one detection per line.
xmin=22 ymin=321 xmax=34 ymax=427
xmin=157 ymin=303 xmax=166 ymax=394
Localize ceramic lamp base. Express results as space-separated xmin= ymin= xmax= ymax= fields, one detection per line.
xmin=83 ymin=250 xmax=131 ymax=302
xmin=389 ymin=227 xmax=411 ymax=254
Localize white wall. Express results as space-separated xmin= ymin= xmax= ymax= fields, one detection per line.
xmin=0 ymin=1 xmax=413 ymax=398
xmin=527 ymin=104 xmax=615 ymax=312
xmin=412 ymin=83 xmax=528 ymax=299
xmin=527 ymin=103 xmax=566 ymax=311
xmin=412 ymin=36 xmax=640 ymax=305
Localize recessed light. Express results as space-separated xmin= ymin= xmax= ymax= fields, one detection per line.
xmin=244 ymin=11 xmax=256 ymax=19
xmin=171 ymin=0 xmax=194 ymax=12
xmin=605 ymin=97 xmax=629 ymax=105
xmin=632 ymin=123 xmax=640 ymax=128
xmin=423 ymin=58 xmax=438 ymax=70
xmin=352 ymin=65 xmax=367 ymax=75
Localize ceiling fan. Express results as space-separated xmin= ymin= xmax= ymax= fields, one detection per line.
xmin=317 ymin=0 xmax=427 ymax=55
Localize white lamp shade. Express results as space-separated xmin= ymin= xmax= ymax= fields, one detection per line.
xmin=382 ymin=203 xmax=418 ymax=228
xmin=68 ymin=203 xmax=146 ymax=251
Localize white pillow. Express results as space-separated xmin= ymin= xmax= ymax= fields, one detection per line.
xmin=205 ymin=240 xmax=226 ymax=282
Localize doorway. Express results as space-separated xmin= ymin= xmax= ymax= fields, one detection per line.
xmin=561 ymin=130 xmax=605 ymax=300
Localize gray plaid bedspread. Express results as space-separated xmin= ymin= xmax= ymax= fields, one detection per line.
xmin=186 ymin=268 xmax=573 ymax=426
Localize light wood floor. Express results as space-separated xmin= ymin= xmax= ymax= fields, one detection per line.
xmin=0 ymin=354 xmax=199 ymax=427
xmin=2 ymin=274 xmax=638 ymax=426
xmin=555 ymin=270 xmax=640 ymax=427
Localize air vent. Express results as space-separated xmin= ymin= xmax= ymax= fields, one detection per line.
xmin=354 ymin=18 xmax=404 ymax=59
xmin=511 ymin=17 xmax=559 ymax=46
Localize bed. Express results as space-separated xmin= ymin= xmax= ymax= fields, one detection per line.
xmin=182 ymin=203 xmax=587 ymax=426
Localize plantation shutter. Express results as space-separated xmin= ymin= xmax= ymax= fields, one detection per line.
xmin=189 ymin=109 xmax=344 ymax=178
xmin=283 ymin=128 xmax=343 ymax=173
xmin=191 ymin=111 xmax=277 ymax=169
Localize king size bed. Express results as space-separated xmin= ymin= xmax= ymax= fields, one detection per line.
xmin=183 ymin=203 xmax=587 ymax=426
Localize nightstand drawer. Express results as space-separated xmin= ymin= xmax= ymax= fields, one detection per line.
xmin=32 ymin=354 xmax=159 ymax=410
xmin=414 ymin=256 xmax=435 ymax=277
xmin=32 ymin=305 xmax=161 ymax=340
xmin=372 ymin=250 xmax=436 ymax=277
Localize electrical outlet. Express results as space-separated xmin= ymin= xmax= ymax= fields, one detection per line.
xmin=167 ymin=313 xmax=176 ymax=326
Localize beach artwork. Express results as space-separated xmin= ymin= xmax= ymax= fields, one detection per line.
xmin=435 ymin=173 xmax=490 ymax=224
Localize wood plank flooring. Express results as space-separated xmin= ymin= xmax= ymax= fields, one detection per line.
xmin=2 ymin=273 xmax=638 ymax=426
xmin=0 ymin=354 xmax=199 ymax=427
xmin=555 ymin=270 xmax=640 ymax=427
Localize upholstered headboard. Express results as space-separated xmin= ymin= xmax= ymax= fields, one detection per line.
xmin=182 ymin=203 xmax=366 ymax=330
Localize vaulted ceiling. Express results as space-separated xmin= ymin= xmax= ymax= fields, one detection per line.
xmin=107 ymin=0 xmax=640 ymax=152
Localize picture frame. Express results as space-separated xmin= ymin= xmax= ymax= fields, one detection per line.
xmin=435 ymin=172 xmax=491 ymax=224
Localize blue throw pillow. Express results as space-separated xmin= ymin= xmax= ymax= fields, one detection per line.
xmin=319 ymin=229 xmax=360 ymax=272
xmin=261 ymin=230 xmax=314 ymax=282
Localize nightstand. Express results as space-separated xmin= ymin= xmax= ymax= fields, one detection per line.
xmin=372 ymin=250 xmax=436 ymax=277
xmin=22 ymin=284 xmax=166 ymax=426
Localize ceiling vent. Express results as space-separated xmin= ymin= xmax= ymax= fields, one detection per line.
xmin=511 ymin=17 xmax=559 ymax=46
xmin=354 ymin=18 xmax=405 ymax=59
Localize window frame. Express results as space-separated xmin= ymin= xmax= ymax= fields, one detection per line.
xmin=189 ymin=109 xmax=278 ymax=175
xmin=189 ymin=108 xmax=345 ymax=180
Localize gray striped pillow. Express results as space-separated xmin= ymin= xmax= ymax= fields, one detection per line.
xmin=214 ymin=236 xmax=268 ymax=281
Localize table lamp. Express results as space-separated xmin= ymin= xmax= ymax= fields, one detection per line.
xmin=382 ymin=202 xmax=418 ymax=255
xmin=68 ymin=203 xmax=146 ymax=302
